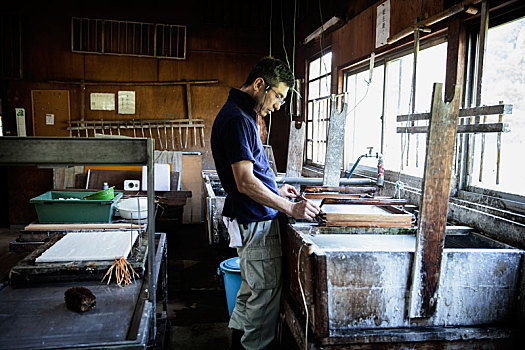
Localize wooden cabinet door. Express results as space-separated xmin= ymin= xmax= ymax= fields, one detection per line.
xmin=31 ymin=90 xmax=71 ymax=136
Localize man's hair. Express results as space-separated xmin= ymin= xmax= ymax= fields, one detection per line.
xmin=243 ymin=56 xmax=295 ymax=89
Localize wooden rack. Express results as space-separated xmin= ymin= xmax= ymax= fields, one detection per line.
xmin=67 ymin=118 xmax=205 ymax=150
xmin=396 ymin=103 xmax=512 ymax=134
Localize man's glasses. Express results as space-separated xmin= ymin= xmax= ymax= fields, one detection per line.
xmin=269 ymin=87 xmax=286 ymax=106
xmin=264 ymin=81 xmax=286 ymax=106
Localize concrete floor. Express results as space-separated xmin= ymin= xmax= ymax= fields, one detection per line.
xmin=0 ymin=223 xmax=297 ymax=349
xmin=163 ymin=222 xmax=235 ymax=349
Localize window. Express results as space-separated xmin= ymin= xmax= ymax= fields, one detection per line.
xmin=342 ymin=41 xmax=447 ymax=177
xmin=306 ymin=51 xmax=332 ymax=165
xmin=383 ymin=42 xmax=447 ymax=178
xmin=469 ymin=16 xmax=525 ymax=196
xmin=343 ymin=66 xmax=384 ymax=170
xmin=71 ymin=18 xmax=187 ymax=59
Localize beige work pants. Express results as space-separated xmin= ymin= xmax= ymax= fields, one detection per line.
xmin=228 ymin=218 xmax=282 ymax=350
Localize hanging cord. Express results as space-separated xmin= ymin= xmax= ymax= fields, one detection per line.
xmin=346 ymin=78 xmax=371 ymax=115
xmin=318 ymin=0 xmax=329 ymax=96
xmin=269 ymin=0 xmax=273 ymax=56
xmin=317 ymin=0 xmax=333 ymax=156
xmin=395 ymin=57 xmax=416 ymax=198
xmin=266 ymin=0 xmax=273 ymax=144
xmin=281 ymin=0 xmax=291 ymax=68
xmin=288 ymin=0 xmax=297 ymax=122
xmin=395 ymin=1 xmax=424 ymax=197
xmin=297 ymin=245 xmax=309 ymax=350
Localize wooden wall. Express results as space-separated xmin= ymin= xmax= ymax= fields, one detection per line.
xmin=0 ymin=0 xmax=475 ymax=178
xmin=1 ymin=1 xmax=270 ymax=171
xmin=293 ymin=0 xmax=445 ymax=94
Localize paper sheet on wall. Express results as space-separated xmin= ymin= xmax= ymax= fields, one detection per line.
xmin=376 ymin=0 xmax=390 ymax=48
xmin=90 ymin=93 xmax=115 ymax=111
xmin=118 ymin=91 xmax=136 ymax=114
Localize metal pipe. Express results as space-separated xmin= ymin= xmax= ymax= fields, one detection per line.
xmin=276 ymin=177 xmax=374 ymax=186
xmin=346 ymin=147 xmax=378 ymax=179
xmin=146 ymin=138 xmax=156 ymax=339
xmin=347 ymin=154 xmax=367 ymax=179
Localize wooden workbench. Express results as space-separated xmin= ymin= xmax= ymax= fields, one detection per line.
xmin=0 ymin=233 xmax=167 ymax=350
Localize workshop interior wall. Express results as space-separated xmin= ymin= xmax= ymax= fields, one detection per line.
xmin=1 ymin=2 xmax=269 ymax=171
xmin=1 ymin=1 xmax=449 ymax=173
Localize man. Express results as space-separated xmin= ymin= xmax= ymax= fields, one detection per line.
xmin=211 ymin=57 xmax=320 ymax=350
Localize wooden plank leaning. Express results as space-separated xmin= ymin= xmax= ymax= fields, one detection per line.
xmin=408 ymin=83 xmax=461 ymax=318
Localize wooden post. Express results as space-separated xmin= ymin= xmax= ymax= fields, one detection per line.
xmin=408 ymin=83 xmax=461 ymax=318
xmin=323 ymin=100 xmax=347 ymax=186
xmin=285 ymin=121 xmax=305 ymax=177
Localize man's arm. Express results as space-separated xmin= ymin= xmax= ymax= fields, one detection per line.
xmin=232 ymin=160 xmax=320 ymax=220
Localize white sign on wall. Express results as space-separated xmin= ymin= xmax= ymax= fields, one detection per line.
xmin=118 ymin=91 xmax=136 ymax=114
xmin=90 ymin=93 xmax=115 ymax=111
xmin=45 ymin=113 xmax=55 ymax=125
xmin=376 ymin=0 xmax=391 ymax=48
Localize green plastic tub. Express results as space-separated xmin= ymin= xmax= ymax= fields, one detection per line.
xmin=30 ymin=191 xmax=123 ymax=223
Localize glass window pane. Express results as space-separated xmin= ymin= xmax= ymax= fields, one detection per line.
xmin=306 ymin=51 xmax=332 ymax=165
xmin=320 ymin=52 xmax=332 ymax=76
xmin=415 ymin=42 xmax=447 ymax=112
xmin=319 ymin=75 xmax=331 ymax=98
xmin=308 ymin=80 xmax=319 ymax=100
xmin=309 ymin=57 xmax=321 ymax=80
xmin=383 ymin=42 xmax=447 ymax=178
xmin=343 ymin=65 xmax=384 ymax=169
xmin=384 ymin=53 xmax=418 ymax=177
xmin=472 ymin=16 xmax=525 ymax=196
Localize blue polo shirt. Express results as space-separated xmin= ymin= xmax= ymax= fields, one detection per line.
xmin=211 ymin=88 xmax=279 ymax=224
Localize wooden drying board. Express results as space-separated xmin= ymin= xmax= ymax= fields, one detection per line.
xmin=304 ymin=193 xmax=361 ymax=200
xmin=304 ymin=186 xmax=377 ymax=194
xmin=35 ymin=230 xmax=139 ymax=263
xmin=319 ymin=204 xmax=414 ymax=227
xmin=9 ymin=233 xmax=148 ymax=286
xmin=25 ymin=223 xmax=145 ymax=231
xmin=86 ymin=169 xmax=142 ymax=189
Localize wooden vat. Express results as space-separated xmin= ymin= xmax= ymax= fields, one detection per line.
xmin=284 ymin=224 xmax=524 ymax=340
xmin=202 ymin=171 xmax=227 ymax=245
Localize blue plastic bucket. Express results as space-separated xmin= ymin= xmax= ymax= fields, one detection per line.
xmin=218 ymin=257 xmax=241 ymax=316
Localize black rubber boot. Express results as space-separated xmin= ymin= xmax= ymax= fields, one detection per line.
xmin=230 ymin=328 xmax=245 ymax=350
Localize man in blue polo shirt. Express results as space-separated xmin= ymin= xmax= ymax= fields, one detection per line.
xmin=211 ymin=57 xmax=320 ymax=350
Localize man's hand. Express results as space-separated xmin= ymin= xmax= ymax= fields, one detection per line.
xmin=279 ymin=184 xmax=298 ymax=199
xmin=291 ymin=199 xmax=320 ymax=221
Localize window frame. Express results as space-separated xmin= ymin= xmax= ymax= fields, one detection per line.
xmin=457 ymin=11 xmax=525 ymax=214
xmin=305 ymin=50 xmax=332 ymax=166
xmin=302 ymin=7 xmax=525 ymax=216
xmin=340 ymin=35 xmax=447 ymax=180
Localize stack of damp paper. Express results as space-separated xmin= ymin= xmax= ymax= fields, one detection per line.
xmin=319 ymin=204 xmax=414 ymax=227
xmin=35 ymin=230 xmax=139 ymax=263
